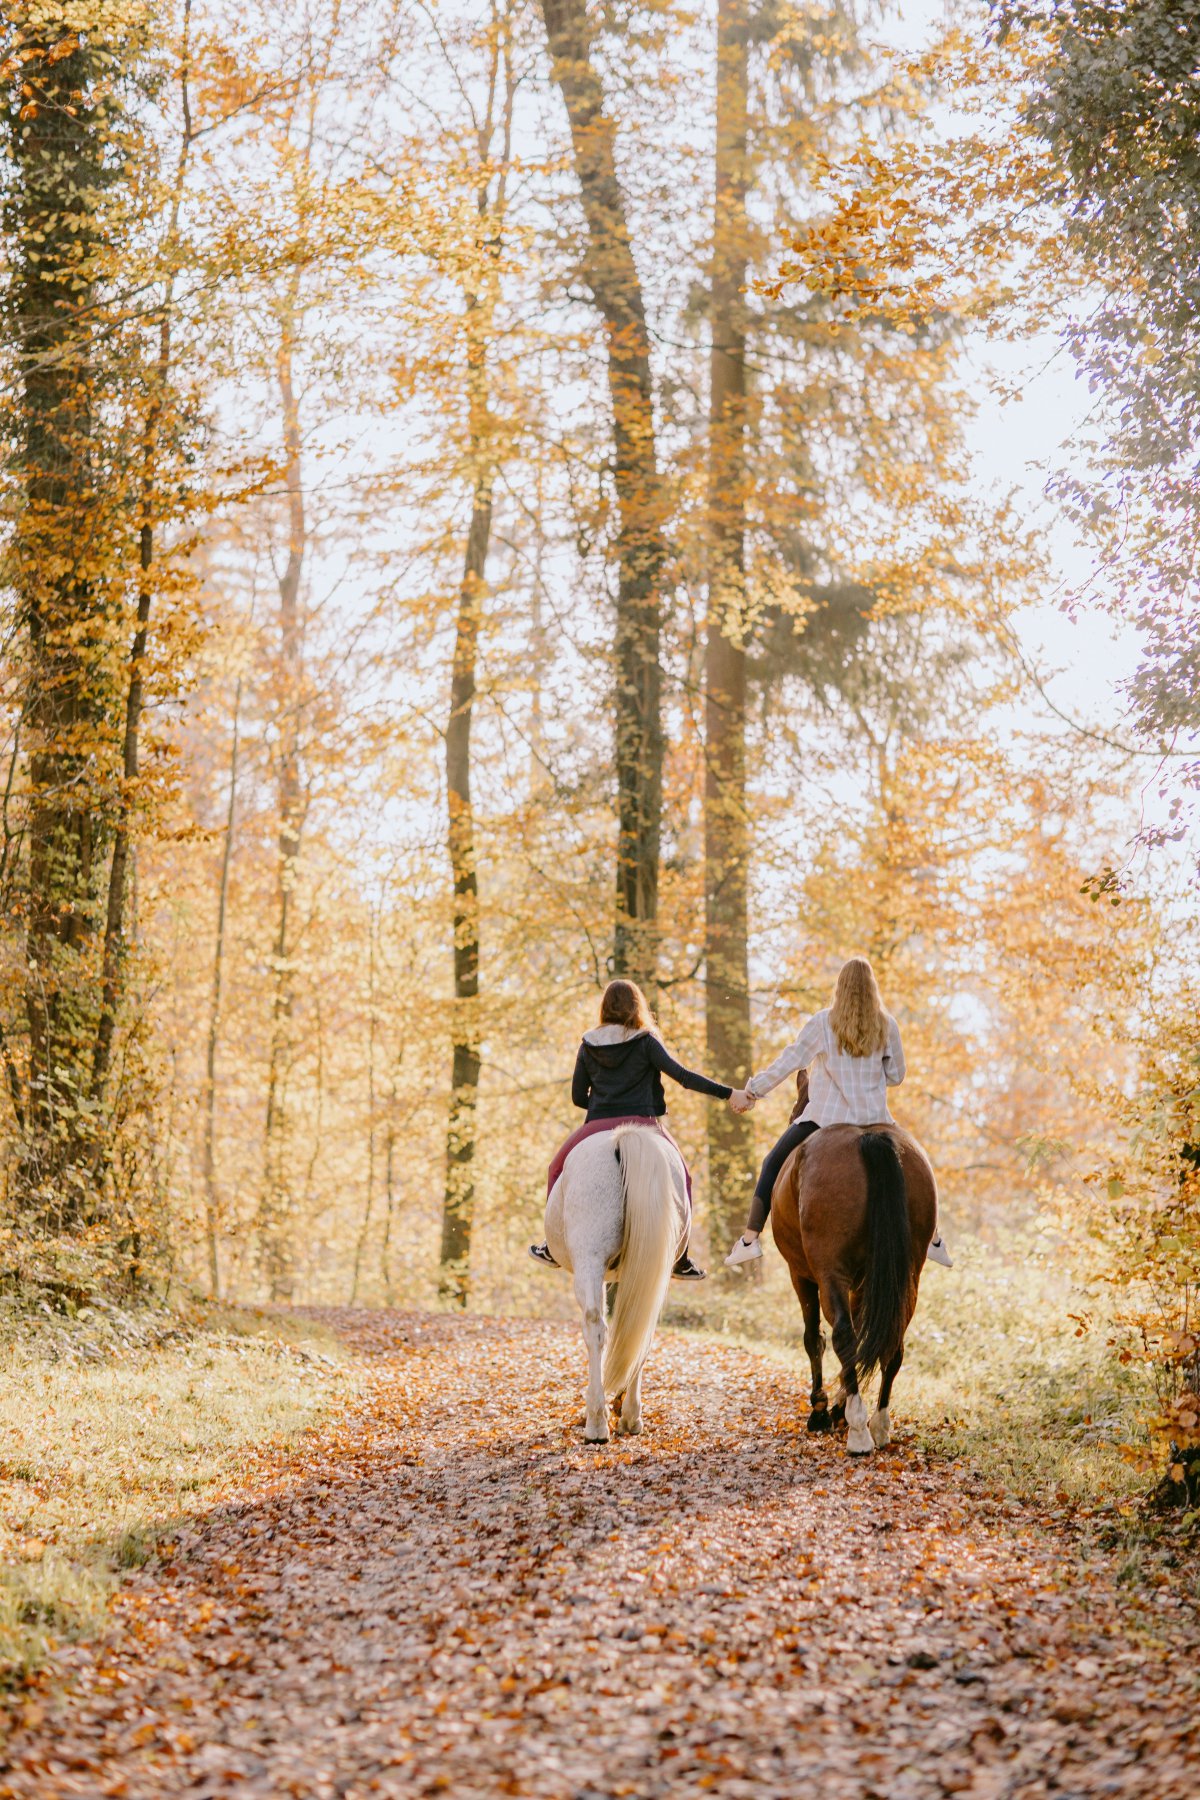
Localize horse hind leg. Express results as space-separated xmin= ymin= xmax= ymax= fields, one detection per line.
xmin=870 ymin=1343 xmax=904 ymax=1449
xmin=617 ymin=1356 xmax=644 ymax=1435
xmin=825 ymin=1281 xmax=873 ymax=1455
xmin=797 ymin=1280 xmax=831 ymax=1433
xmin=845 ymin=1389 xmax=874 ymax=1455
xmin=575 ymin=1267 xmax=610 ymax=1443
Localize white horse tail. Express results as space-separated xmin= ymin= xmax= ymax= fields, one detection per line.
xmin=602 ymin=1128 xmax=677 ymax=1401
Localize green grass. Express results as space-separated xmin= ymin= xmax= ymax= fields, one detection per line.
xmin=663 ymin=1227 xmax=1152 ymax=1512
xmin=0 ymin=1297 xmax=352 ymax=1682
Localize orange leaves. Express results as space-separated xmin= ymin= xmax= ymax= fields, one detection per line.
xmin=0 ymin=37 xmax=74 ymax=84
xmin=8 ymin=29 xmax=82 ymax=121
xmin=1160 ymin=1391 xmax=1200 ymax=1443
xmin=1161 ymin=1330 xmax=1199 ymax=1366
xmin=763 ymin=24 xmax=1075 ymax=346
xmin=45 ymin=35 xmax=81 ymax=67
xmin=1 ymin=1308 xmax=1200 ymax=1797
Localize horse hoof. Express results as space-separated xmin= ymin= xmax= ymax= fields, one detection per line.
xmin=618 ymin=1417 xmax=642 ymax=1436
xmin=806 ymin=1407 xmax=833 ymax=1434
xmin=584 ymin=1428 xmax=610 ymax=1444
xmin=829 ymin=1402 xmax=846 ymax=1429
xmin=869 ymin=1407 xmax=891 ymax=1449
xmin=845 ymin=1394 xmax=872 ymax=1454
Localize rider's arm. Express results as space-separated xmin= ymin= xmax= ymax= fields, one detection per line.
xmin=571 ymin=1047 xmax=591 ymax=1110
xmin=646 ymin=1036 xmax=733 ymax=1100
xmin=745 ymin=1014 xmax=824 ymax=1100
xmin=882 ymin=1016 xmax=906 ymax=1087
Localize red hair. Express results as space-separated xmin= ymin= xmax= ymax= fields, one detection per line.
xmin=598 ymin=979 xmax=658 ymax=1035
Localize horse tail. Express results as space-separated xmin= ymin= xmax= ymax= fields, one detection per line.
xmin=602 ymin=1129 xmax=678 ymax=1401
xmin=855 ymin=1131 xmax=915 ymax=1380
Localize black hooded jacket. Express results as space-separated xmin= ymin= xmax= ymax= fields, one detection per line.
xmin=571 ymin=1025 xmax=732 ymax=1121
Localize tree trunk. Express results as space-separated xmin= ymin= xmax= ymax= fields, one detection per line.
xmin=541 ymin=0 xmax=667 ymax=993
xmin=382 ymin=1038 xmax=402 ymax=1307
xmin=439 ymin=474 xmax=489 ymax=1302
xmin=6 ymin=26 xmax=112 ymax=1220
xmin=92 ymin=2 xmax=193 ymax=1113
xmin=90 ymin=530 xmax=151 ymax=1113
xmin=258 ymin=295 xmax=307 ymax=1300
xmin=199 ymin=675 xmax=242 ymax=1302
xmin=437 ymin=22 xmax=514 ymax=1304
xmin=382 ymin=1103 xmax=397 ymax=1306
xmin=352 ymin=905 xmax=378 ymax=1304
xmin=705 ymin=0 xmax=756 ymax=1246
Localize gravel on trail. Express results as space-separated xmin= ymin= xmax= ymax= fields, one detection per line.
xmin=2 ymin=1309 xmax=1197 ymax=1799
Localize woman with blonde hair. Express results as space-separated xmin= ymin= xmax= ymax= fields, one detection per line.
xmin=723 ymin=955 xmax=952 ymax=1268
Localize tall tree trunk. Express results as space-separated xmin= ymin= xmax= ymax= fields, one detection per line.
xmin=258 ymin=294 xmax=307 ymax=1299
xmin=541 ymin=0 xmax=667 ymax=993
xmin=5 ymin=24 xmax=113 ymax=1219
xmin=92 ymin=2 xmax=194 ymax=1114
xmin=705 ymin=0 xmax=756 ymax=1245
xmin=200 ymin=674 xmax=242 ymax=1302
xmin=0 ymin=723 xmax=25 ymax=1136
xmin=301 ymin=990 xmax=325 ymax=1219
xmin=439 ymin=475 xmax=489 ymax=1302
xmin=382 ymin=1088 xmax=397 ymax=1307
xmin=382 ymin=1030 xmax=402 ymax=1306
xmin=352 ymin=905 xmax=378 ymax=1304
xmin=437 ymin=17 xmax=513 ymax=1303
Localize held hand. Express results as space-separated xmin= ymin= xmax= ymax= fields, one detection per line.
xmin=728 ymin=1088 xmax=756 ymax=1115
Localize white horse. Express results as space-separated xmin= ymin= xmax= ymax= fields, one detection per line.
xmin=545 ymin=1125 xmax=687 ymax=1443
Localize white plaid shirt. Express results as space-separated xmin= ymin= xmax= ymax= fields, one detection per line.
xmin=745 ymin=1009 xmax=906 ymax=1126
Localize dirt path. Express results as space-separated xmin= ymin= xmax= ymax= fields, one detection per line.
xmin=2 ymin=1311 xmax=1198 ymax=1800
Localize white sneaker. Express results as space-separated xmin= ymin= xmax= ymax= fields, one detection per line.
xmin=724 ymin=1235 xmax=763 ymax=1269
xmin=927 ymin=1234 xmax=953 ymax=1268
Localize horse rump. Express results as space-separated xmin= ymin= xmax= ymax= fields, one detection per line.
xmin=855 ymin=1131 xmax=916 ymax=1380
xmin=601 ymin=1128 xmax=678 ymax=1401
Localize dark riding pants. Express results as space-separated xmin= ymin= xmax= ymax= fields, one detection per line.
xmin=747 ymin=1120 xmax=820 ymax=1233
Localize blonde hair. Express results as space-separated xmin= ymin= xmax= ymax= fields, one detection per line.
xmin=828 ymin=956 xmax=889 ymax=1058
xmin=598 ymin=979 xmax=659 ymax=1036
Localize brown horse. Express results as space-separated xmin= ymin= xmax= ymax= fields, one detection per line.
xmin=771 ymin=1121 xmax=937 ymax=1454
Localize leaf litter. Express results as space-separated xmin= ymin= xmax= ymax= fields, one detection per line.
xmin=1 ymin=1309 xmax=1197 ymax=1799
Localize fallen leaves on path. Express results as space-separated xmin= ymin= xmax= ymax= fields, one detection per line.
xmin=2 ymin=1311 xmax=1198 ymax=1799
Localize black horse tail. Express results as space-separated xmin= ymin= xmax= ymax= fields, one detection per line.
xmin=855 ymin=1131 xmax=915 ymax=1380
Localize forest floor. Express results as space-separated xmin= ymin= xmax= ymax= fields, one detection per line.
xmin=1 ymin=1309 xmax=1198 ymax=1800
